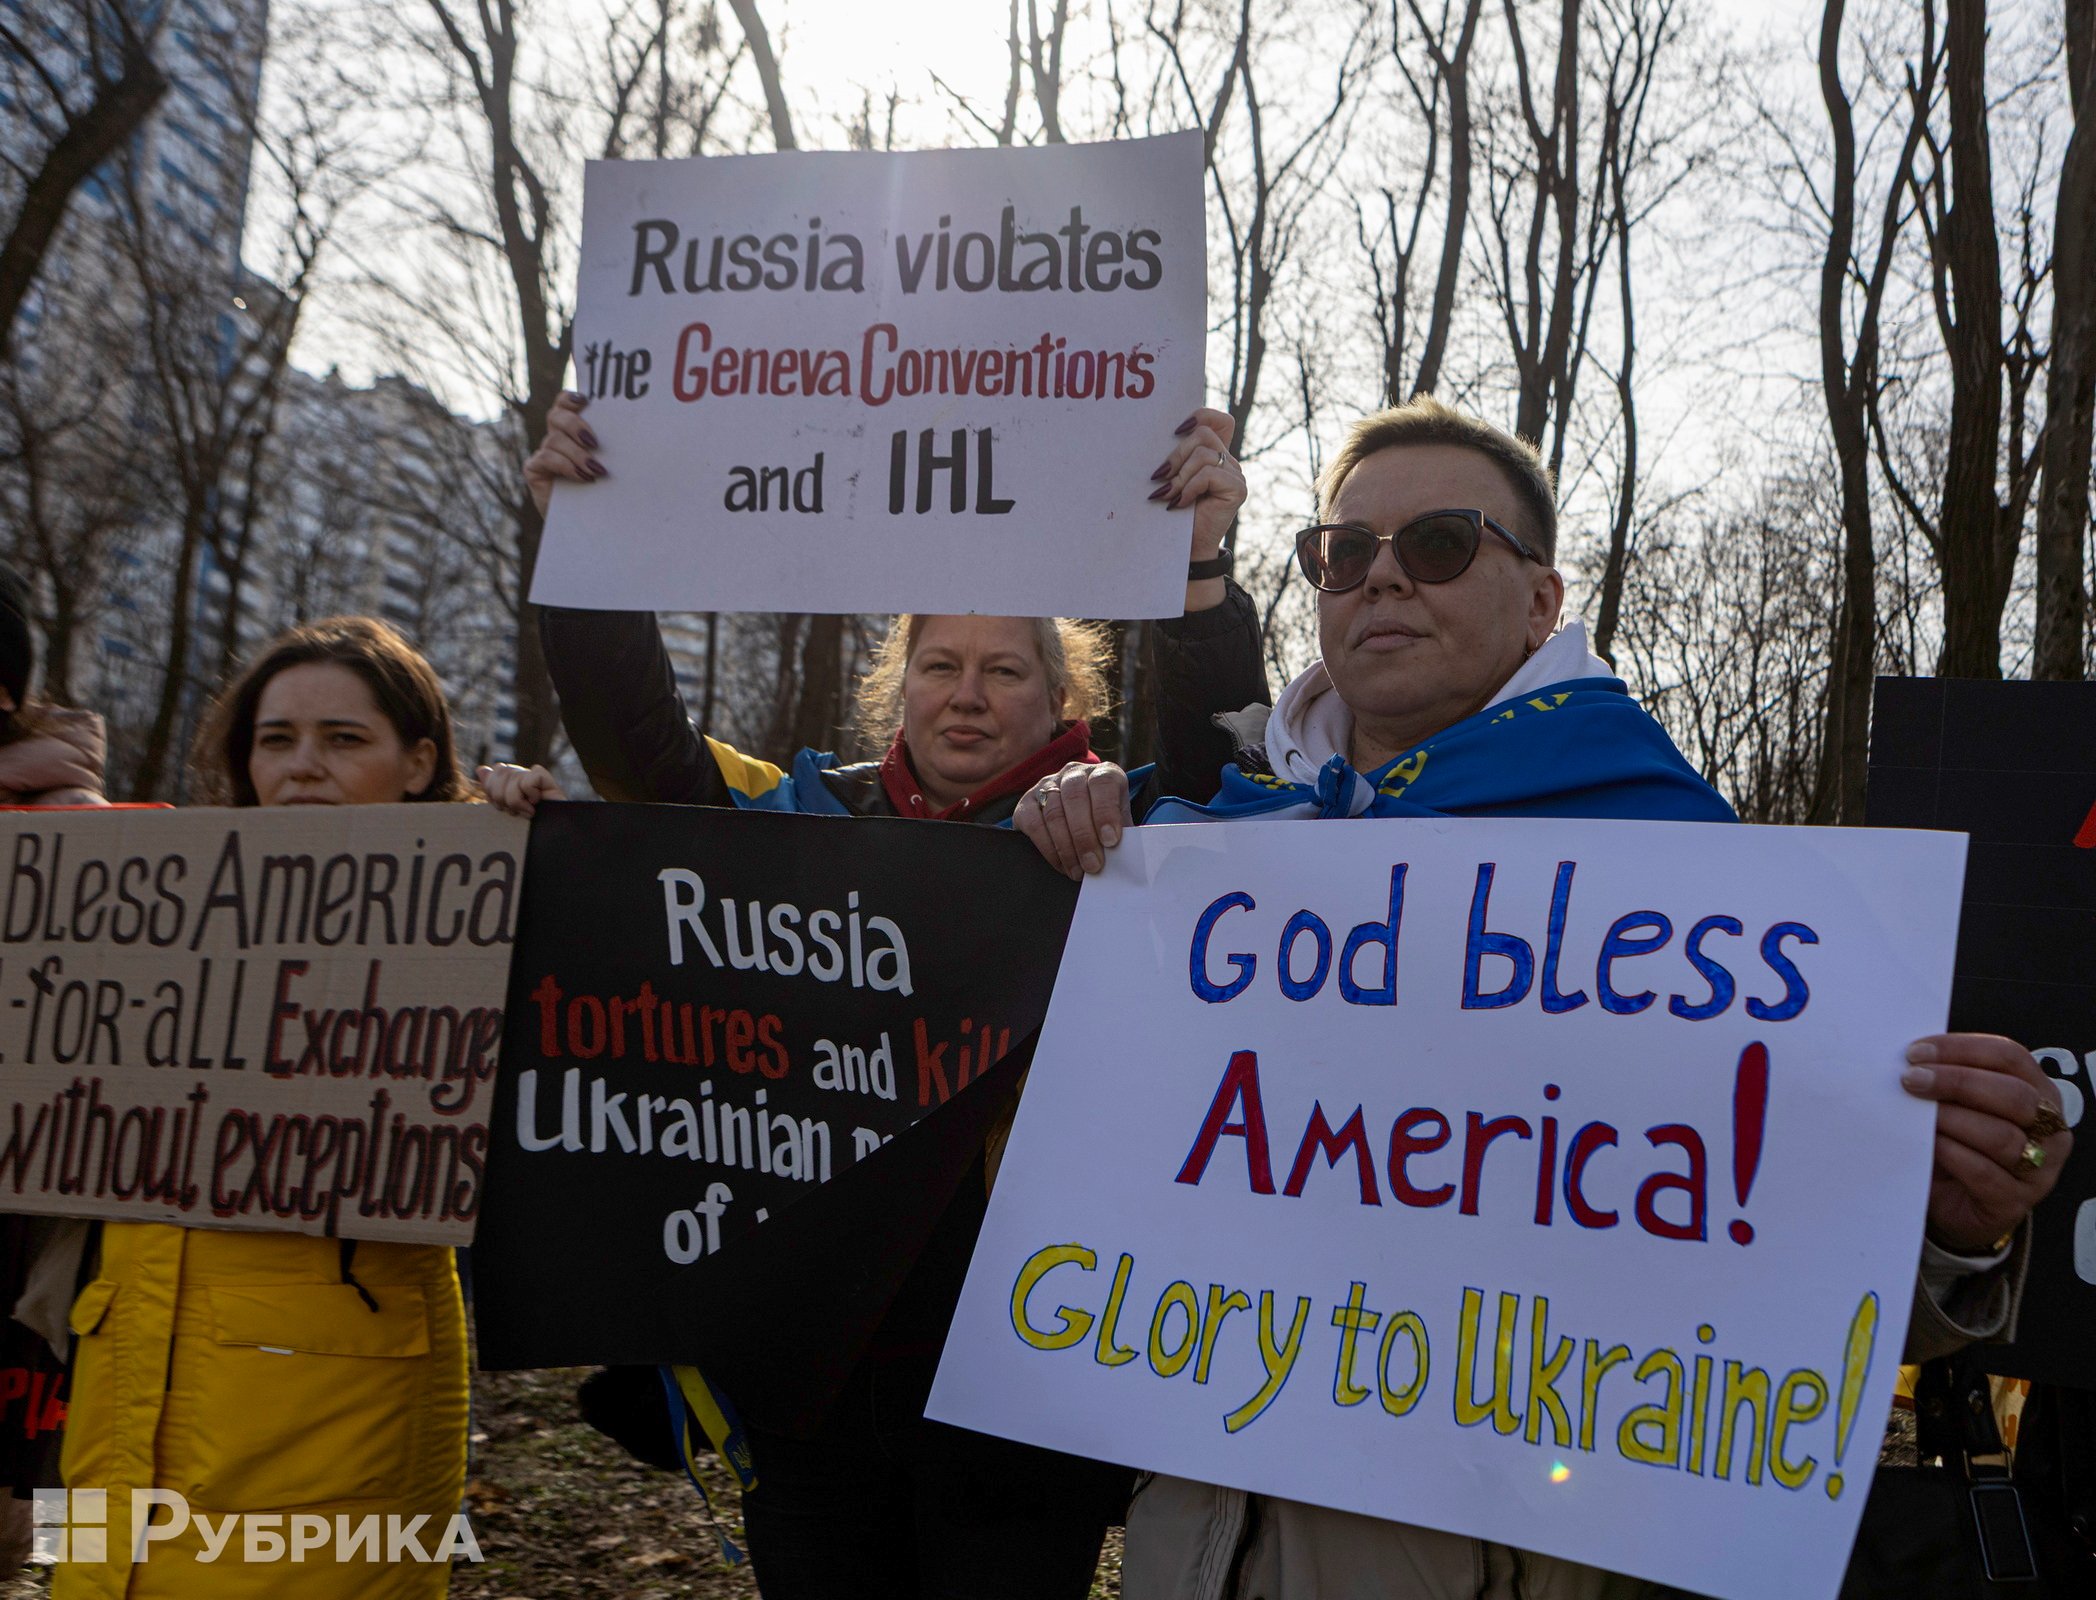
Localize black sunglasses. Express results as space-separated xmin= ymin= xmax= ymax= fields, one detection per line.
xmin=1294 ymin=509 xmax=1546 ymax=592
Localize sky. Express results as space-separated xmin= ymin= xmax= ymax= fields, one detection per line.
xmin=280 ymin=0 xmax=1836 ymax=409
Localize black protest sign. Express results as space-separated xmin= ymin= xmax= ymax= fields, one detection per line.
xmin=469 ymin=803 xmax=1078 ymax=1416
xmin=1866 ymin=676 xmax=2096 ymax=1389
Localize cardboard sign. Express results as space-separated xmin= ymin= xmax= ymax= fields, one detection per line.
xmin=1867 ymin=675 xmax=2096 ymax=1390
xmin=0 ymin=806 xmax=525 ymax=1245
xmin=530 ymin=133 xmax=1206 ymax=619
xmin=469 ymin=804 xmax=1076 ymax=1427
xmin=929 ymin=816 xmax=1966 ymax=1600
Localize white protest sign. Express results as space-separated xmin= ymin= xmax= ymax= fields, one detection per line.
xmin=0 ymin=805 xmax=525 ymax=1244
xmin=930 ymin=817 xmax=1966 ymax=1600
xmin=531 ymin=133 xmax=1206 ymax=620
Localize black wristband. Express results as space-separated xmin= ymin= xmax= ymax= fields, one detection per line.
xmin=1187 ymin=550 xmax=1232 ymax=580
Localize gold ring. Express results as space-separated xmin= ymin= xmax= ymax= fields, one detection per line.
xmin=2016 ymin=1139 xmax=2046 ymax=1174
xmin=2027 ymin=1102 xmax=2068 ymax=1141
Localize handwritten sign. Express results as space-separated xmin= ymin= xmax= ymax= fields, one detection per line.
xmin=930 ymin=817 xmax=1965 ymax=1600
xmin=530 ymin=133 xmax=1205 ymax=619
xmin=0 ymin=806 xmax=524 ymax=1245
xmin=1868 ymin=675 xmax=2096 ymax=1390
xmin=470 ymin=805 xmax=1075 ymax=1428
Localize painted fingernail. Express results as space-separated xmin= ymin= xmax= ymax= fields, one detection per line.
xmin=588 ymin=458 xmax=608 ymax=478
xmin=1148 ymin=484 xmax=1172 ymax=501
xmin=580 ymin=428 xmax=601 ymax=450
xmin=1906 ymin=1041 xmax=1939 ymax=1064
xmin=1900 ymin=1066 xmax=1935 ymax=1093
xmin=1174 ymin=415 xmax=1197 ymax=435
xmin=1082 ymin=852 xmax=1103 ymax=874
xmin=1151 ymin=460 xmax=1173 ymax=481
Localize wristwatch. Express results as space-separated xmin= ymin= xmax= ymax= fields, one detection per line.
xmin=1187 ymin=549 xmax=1232 ymax=580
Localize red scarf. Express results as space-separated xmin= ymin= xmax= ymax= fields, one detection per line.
xmin=878 ymin=720 xmax=1097 ymax=821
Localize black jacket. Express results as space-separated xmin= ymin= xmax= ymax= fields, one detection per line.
xmin=539 ymin=583 xmax=1270 ymax=817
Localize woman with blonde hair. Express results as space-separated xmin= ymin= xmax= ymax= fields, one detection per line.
xmin=483 ymin=394 xmax=1270 ymax=1598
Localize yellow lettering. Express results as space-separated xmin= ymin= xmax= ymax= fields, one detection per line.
xmin=1148 ymin=1281 xmax=1200 ymax=1377
xmin=1617 ymin=1349 xmax=1685 ymax=1466
xmin=1009 ymin=1243 xmax=1097 ymax=1351
xmin=1770 ymin=1369 xmax=1828 ymax=1490
xmin=1092 ymin=1253 xmax=1141 ymax=1368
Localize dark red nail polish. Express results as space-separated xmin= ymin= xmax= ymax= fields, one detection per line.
xmin=588 ymin=458 xmax=608 ymax=478
xmin=580 ymin=428 xmax=601 ymax=450
xmin=1148 ymin=484 xmax=1172 ymax=501
xmin=1150 ymin=461 xmax=1172 ymax=481
xmin=1174 ymin=415 xmax=1197 ymax=435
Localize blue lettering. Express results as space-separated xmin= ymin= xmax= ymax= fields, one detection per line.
xmin=1189 ymin=891 xmax=1257 ymax=1003
xmin=1746 ymin=921 xmax=1817 ymax=1021
xmin=1462 ymin=864 xmax=1534 ymax=1010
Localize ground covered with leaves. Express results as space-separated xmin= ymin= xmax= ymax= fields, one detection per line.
xmin=4 ymin=1364 xmax=1123 ymax=1599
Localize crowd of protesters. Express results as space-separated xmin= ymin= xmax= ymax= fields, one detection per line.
xmin=0 ymin=390 xmax=2073 ymax=1600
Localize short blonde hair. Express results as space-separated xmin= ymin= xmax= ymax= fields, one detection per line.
xmin=851 ymin=615 xmax=1112 ymax=751
xmin=1317 ymin=394 xmax=1558 ymax=562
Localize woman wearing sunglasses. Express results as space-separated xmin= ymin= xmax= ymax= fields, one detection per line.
xmin=1019 ymin=395 xmax=2066 ymax=1600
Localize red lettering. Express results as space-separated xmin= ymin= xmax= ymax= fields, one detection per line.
xmin=1175 ymin=1051 xmax=1275 ymax=1194
xmin=1386 ymin=1107 xmax=1455 ymax=1206
xmin=1282 ymin=1102 xmax=1381 ymax=1205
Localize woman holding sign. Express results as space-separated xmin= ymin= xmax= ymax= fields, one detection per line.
xmin=57 ymin=618 xmax=478 ymax=1600
xmin=1017 ymin=396 xmax=2072 ymax=1600
xmin=497 ymin=394 xmax=1265 ymax=1598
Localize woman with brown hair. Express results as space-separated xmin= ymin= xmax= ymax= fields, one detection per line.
xmin=57 ymin=617 xmax=479 ymax=1600
xmin=482 ymin=393 xmax=1270 ymax=1598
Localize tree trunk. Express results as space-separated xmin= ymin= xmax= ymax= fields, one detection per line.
xmin=0 ymin=29 xmax=166 ymax=357
xmin=786 ymin=610 xmax=844 ymax=753
xmin=2034 ymin=0 xmax=2095 ymax=680
xmin=1810 ymin=0 xmax=1876 ymax=825
xmin=1593 ymin=136 xmax=1636 ymax=663
xmin=1934 ymin=0 xmax=2009 ymax=678
xmin=130 ymin=521 xmax=202 ymax=801
xmin=1413 ymin=0 xmax=1481 ymax=398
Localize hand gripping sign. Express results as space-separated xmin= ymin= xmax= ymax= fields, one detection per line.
xmin=930 ymin=816 xmax=1966 ymax=1600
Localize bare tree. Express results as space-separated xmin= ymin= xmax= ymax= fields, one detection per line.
xmin=409 ymin=0 xmax=602 ymax=767
xmin=1618 ymin=468 xmax=1839 ymax=823
xmin=0 ymin=324 xmax=155 ymax=702
xmin=1804 ymin=0 xmax=1937 ymax=823
xmin=1355 ymin=0 xmax=1483 ymax=407
xmin=2034 ymin=0 xmax=2095 ymax=679
xmin=0 ymin=0 xmax=168 ymax=355
xmin=110 ymin=6 xmax=358 ymax=798
xmin=1921 ymin=0 xmax=2040 ymax=677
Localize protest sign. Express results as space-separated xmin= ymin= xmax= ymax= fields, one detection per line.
xmin=469 ymin=804 xmax=1076 ymax=1427
xmin=529 ymin=132 xmax=1206 ymax=620
xmin=1867 ymin=675 xmax=2096 ymax=1390
xmin=930 ymin=816 xmax=1965 ymax=1600
xmin=0 ymin=805 xmax=524 ymax=1245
